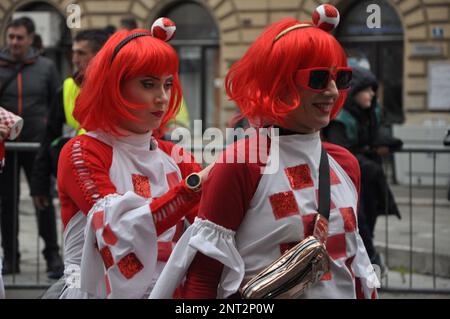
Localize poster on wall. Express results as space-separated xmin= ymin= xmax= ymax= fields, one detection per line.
xmin=428 ymin=61 xmax=450 ymax=111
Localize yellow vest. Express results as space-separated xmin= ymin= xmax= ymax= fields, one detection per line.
xmin=63 ymin=77 xmax=86 ymax=135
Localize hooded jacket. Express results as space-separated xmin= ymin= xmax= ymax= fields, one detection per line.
xmin=323 ymin=67 xmax=381 ymax=154
xmin=0 ymin=47 xmax=61 ymax=142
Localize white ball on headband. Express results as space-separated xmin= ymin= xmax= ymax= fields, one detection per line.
xmin=312 ymin=4 xmax=340 ymax=32
xmin=151 ymin=17 xmax=176 ymax=42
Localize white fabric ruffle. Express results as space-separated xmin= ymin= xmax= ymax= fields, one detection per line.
xmin=150 ymin=217 xmax=244 ymax=299
xmin=81 ymin=192 xmax=158 ymax=298
xmin=353 ymin=233 xmax=381 ymax=297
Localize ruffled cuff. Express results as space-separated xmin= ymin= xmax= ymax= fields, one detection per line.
xmin=353 ymin=234 xmax=380 ymax=299
xmin=150 ymin=217 xmax=245 ymax=299
xmin=80 ymin=192 xmax=158 ymax=299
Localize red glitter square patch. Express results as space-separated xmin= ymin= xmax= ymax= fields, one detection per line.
xmin=100 ymin=246 xmax=114 ymax=269
xmin=117 ymin=253 xmax=144 ymax=279
xmin=340 ymin=207 xmax=357 ymax=232
xmin=326 ymin=233 xmax=347 ymax=260
xmin=284 ymin=164 xmax=314 ymax=190
xmin=91 ymin=210 xmax=104 ymax=231
xmin=102 ymin=224 xmax=118 ymax=246
xmin=132 ymin=174 xmax=151 ymax=198
xmin=269 ymin=191 xmax=300 ymax=220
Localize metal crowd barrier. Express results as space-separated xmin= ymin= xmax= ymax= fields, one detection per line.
xmin=379 ymin=147 xmax=450 ymax=295
xmin=2 ymin=142 xmax=450 ymax=296
xmin=3 ymin=142 xmax=51 ymax=291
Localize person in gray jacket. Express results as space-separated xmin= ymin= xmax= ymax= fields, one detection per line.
xmin=0 ymin=17 xmax=63 ymax=277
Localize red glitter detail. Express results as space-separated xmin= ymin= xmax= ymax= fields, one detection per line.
xmin=100 ymin=246 xmax=114 ymax=269
xmin=166 ymin=172 xmax=179 ymax=189
xmin=284 ymin=164 xmax=314 ymax=190
xmin=327 ymin=233 xmax=347 ymax=260
xmin=330 ymin=168 xmax=341 ymax=185
xmin=345 ymin=255 xmax=355 ymax=278
xmin=157 ymin=241 xmax=173 ymax=262
xmin=269 ymin=191 xmax=300 ymax=220
xmin=117 ymin=253 xmax=144 ymax=279
xmin=340 ymin=207 xmax=357 ymax=232
xmin=132 ymin=174 xmax=151 ymax=198
xmin=91 ymin=210 xmax=104 ymax=230
xmin=302 ymin=213 xmax=317 ymax=238
xmin=102 ymin=224 xmax=118 ymax=246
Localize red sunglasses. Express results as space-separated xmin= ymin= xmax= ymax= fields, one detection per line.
xmin=295 ymin=67 xmax=352 ymax=92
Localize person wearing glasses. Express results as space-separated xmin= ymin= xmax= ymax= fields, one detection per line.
xmin=56 ymin=19 xmax=212 ymax=298
xmin=150 ymin=5 xmax=378 ymax=299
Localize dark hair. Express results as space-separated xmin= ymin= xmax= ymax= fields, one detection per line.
xmin=103 ymin=25 xmax=117 ymax=36
xmin=120 ymin=17 xmax=138 ymax=30
xmin=74 ymin=29 xmax=109 ymax=53
xmin=7 ymin=17 xmax=35 ymax=34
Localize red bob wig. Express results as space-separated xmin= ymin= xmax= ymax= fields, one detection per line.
xmin=225 ymin=18 xmax=348 ymax=127
xmin=74 ymin=29 xmax=182 ymax=136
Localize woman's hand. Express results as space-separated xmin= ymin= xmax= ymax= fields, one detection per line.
xmin=0 ymin=124 xmax=10 ymax=142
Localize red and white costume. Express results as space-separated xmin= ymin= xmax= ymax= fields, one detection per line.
xmin=150 ymin=129 xmax=379 ymax=299
xmin=58 ymin=131 xmax=200 ymax=298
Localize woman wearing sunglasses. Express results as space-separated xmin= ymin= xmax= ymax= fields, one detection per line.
xmin=151 ymin=5 xmax=378 ymax=299
xmin=56 ymin=19 xmax=212 ymax=298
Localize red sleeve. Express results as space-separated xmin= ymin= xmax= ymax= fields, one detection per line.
xmin=57 ymin=135 xmax=116 ymax=228
xmin=157 ymin=139 xmax=202 ymax=223
xmin=323 ymin=141 xmax=361 ymax=200
xmin=180 ymin=139 xmax=264 ymax=299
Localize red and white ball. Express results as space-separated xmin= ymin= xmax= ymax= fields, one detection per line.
xmin=312 ymin=4 xmax=340 ymax=32
xmin=151 ymin=17 xmax=176 ymax=42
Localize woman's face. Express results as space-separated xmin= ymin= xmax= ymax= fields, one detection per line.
xmin=119 ymin=74 xmax=173 ymax=134
xmin=354 ymin=87 xmax=375 ymax=109
xmin=283 ymin=78 xmax=340 ymax=134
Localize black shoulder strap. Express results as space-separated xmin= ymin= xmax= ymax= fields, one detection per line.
xmin=0 ymin=63 xmax=26 ymax=98
xmin=318 ymin=145 xmax=330 ymax=220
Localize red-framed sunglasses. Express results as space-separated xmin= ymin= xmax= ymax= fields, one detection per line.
xmin=295 ymin=67 xmax=352 ymax=92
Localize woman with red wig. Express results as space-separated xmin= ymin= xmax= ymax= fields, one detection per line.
xmin=151 ymin=5 xmax=379 ymax=299
xmin=56 ymin=19 xmax=209 ymax=298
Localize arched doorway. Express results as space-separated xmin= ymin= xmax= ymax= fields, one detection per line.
xmin=160 ymin=1 xmax=220 ymax=132
xmin=337 ymin=0 xmax=404 ymax=124
xmin=11 ymin=1 xmax=72 ymax=77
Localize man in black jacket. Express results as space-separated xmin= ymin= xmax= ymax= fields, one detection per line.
xmin=0 ymin=17 xmax=61 ymax=276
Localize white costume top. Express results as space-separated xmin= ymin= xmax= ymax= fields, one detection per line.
xmin=58 ymin=131 xmax=199 ymax=298
xmin=151 ymin=130 xmax=379 ymax=299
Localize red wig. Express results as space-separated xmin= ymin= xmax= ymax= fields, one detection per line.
xmin=74 ymin=29 xmax=182 ymax=136
xmin=225 ymin=18 xmax=348 ymax=127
